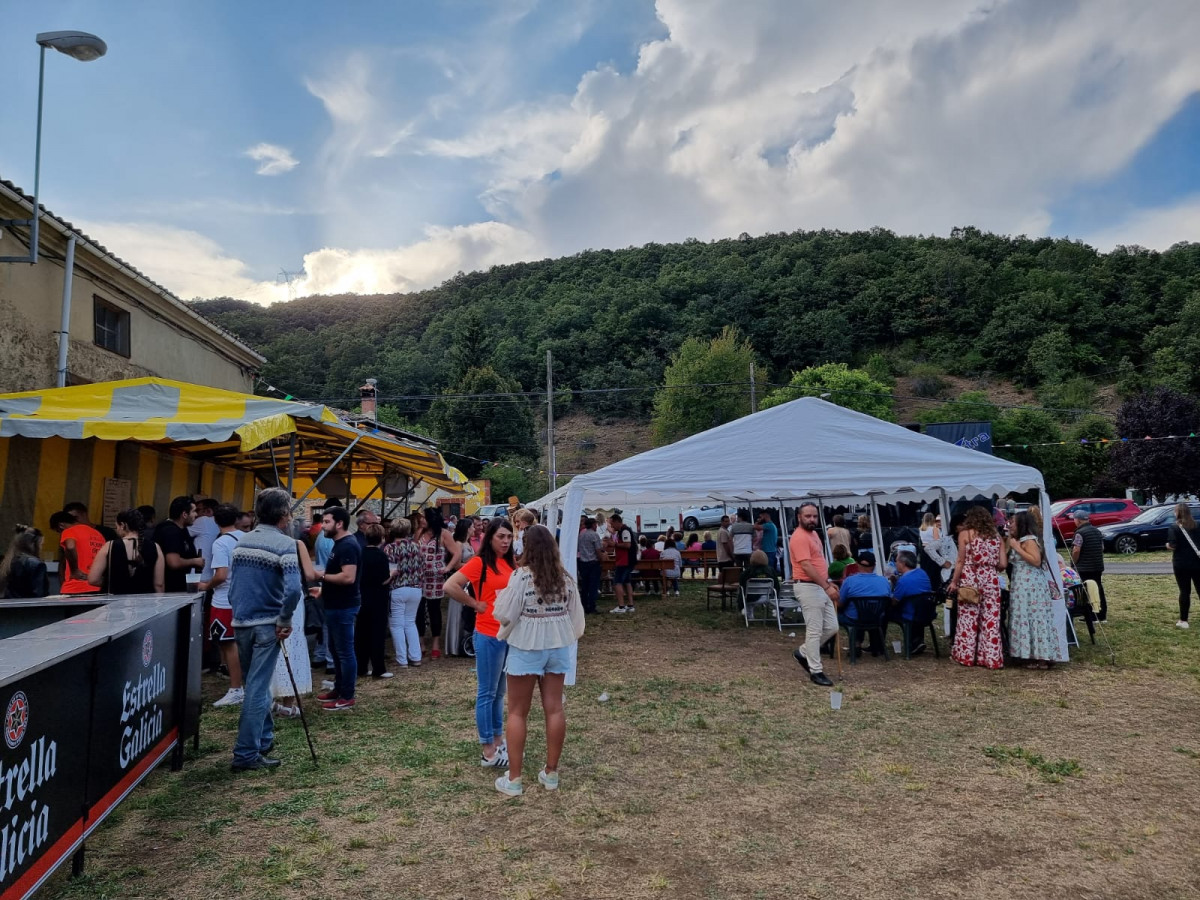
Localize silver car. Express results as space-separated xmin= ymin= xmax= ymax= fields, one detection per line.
xmin=681 ymin=504 xmax=727 ymax=531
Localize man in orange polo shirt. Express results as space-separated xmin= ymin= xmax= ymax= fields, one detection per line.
xmin=789 ymin=502 xmax=839 ymax=686
xmin=51 ymin=510 xmax=105 ymax=594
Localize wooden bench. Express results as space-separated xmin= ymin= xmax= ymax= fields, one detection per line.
xmin=601 ymin=557 xmax=676 ymax=599
xmin=681 ymin=548 xmax=720 ymax=579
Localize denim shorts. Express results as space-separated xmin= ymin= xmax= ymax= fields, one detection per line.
xmin=505 ymin=645 xmax=571 ymax=676
xmin=611 ymin=565 xmax=634 ymax=585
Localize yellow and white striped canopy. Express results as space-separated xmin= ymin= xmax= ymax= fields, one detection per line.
xmin=0 ymin=377 xmax=462 ymax=492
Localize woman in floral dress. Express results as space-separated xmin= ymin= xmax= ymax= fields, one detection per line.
xmin=1005 ymin=511 xmax=1062 ymax=668
xmin=948 ymin=505 xmax=1005 ymax=669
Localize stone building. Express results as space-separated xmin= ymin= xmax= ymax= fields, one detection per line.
xmin=0 ymin=178 xmax=263 ymax=393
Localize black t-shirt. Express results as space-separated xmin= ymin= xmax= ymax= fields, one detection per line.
xmin=153 ymin=520 xmax=197 ymax=593
xmin=360 ymin=546 xmax=391 ymax=607
xmin=1169 ymin=525 xmax=1200 ymax=571
xmin=322 ymin=535 xmax=362 ymax=609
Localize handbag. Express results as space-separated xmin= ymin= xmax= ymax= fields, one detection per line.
xmin=956 ymin=584 xmax=980 ymax=605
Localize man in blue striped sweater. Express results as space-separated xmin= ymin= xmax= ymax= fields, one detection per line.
xmin=229 ymin=488 xmax=304 ymax=772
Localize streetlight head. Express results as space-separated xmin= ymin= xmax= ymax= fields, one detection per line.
xmin=36 ymin=30 xmax=107 ymax=61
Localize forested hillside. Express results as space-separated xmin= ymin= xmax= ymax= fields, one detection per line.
xmin=192 ymin=227 xmax=1200 ymax=494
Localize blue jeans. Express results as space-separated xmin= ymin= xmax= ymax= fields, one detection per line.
xmin=233 ymin=624 xmax=282 ymax=766
xmin=325 ymin=606 xmax=359 ymax=701
xmin=474 ymin=631 xmax=508 ymax=745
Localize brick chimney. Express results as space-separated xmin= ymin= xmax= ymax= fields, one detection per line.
xmin=360 ymin=378 xmax=378 ymax=421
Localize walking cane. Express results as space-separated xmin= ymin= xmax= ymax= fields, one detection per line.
xmin=280 ymin=639 xmax=319 ymax=766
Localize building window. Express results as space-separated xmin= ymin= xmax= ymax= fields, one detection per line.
xmin=93 ymin=296 xmax=130 ymax=357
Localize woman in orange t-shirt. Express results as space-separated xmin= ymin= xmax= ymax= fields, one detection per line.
xmin=445 ymin=517 xmax=516 ymax=768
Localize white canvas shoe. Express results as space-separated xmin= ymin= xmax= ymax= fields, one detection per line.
xmin=212 ymin=687 xmax=244 ymax=708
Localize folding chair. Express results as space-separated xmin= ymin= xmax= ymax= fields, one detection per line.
xmin=706 ymin=567 xmax=742 ymax=611
xmin=839 ymin=595 xmax=891 ymax=663
xmin=741 ymin=577 xmax=778 ymax=627
xmin=776 ymin=581 xmax=804 ymax=631
xmin=892 ymin=592 xmax=939 ymax=659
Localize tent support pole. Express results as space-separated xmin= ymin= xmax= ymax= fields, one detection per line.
xmin=868 ymin=495 xmax=884 ymax=575
xmin=287 ymin=434 xmax=297 ymax=495
xmin=350 ymin=476 xmax=386 ymax=516
xmin=816 ymin=499 xmax=831 ymax=560
xmin=939 ymin=488 xmax=950 ymax=524
xmin=290 ymin=433 xmax=364 ymax=514
xmin=778 ymin=501 xmax=791 ymax=578
xmin=269 ymin=441 xmax=282 ymax=488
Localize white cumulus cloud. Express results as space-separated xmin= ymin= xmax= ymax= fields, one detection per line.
xmin=244 ymin=142 xmax=299 ymax=176
xmin=75 ymin=219 xmax=542 ymax=306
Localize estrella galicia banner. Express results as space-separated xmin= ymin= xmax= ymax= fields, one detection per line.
xmin=924 ymin=421 xmax=994 ymax=455
xmin=0 ymin=656 xmax=92 ymax=899
xmin=86 ymin=617 xmax=181 ymax=827
xmin=0 ymin=597 xmax=197 ymax=900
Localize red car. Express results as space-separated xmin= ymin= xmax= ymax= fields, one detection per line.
xmin=1049 ymin=498 xmax=1141 ymax=543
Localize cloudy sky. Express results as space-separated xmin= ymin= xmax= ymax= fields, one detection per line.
xmin=3 ymin=0 xmax=1199 ymax=305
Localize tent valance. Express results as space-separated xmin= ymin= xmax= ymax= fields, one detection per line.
xmin=0 ymin=377 xmax=462 ymax=493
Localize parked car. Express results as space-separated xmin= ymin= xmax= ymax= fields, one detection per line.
xmin=1099 ymin=503 xmax=1200 ymax=554
xmin=681 ymin=504 xmax=728 ymax=531
xmin=1049 ymin=498 xmax=1141 ymax=543
xmin=475 ymin=503 xmax=510 ymax=519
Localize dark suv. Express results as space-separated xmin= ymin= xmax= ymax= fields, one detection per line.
xmin=1099 ymin=504 xmax=1200 ymax=554
xmin=1049 ymin=498 xmax=1141 ymax=543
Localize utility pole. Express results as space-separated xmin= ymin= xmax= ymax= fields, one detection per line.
xmin=749 ymin=362 xmax=757 ymax=413
xmin=546 ymin=349 xmax=556 ymax=494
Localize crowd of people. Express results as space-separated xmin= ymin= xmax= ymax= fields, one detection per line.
xmin=6 ymin=485 xmax=1199 ymax=794
xmin=787 ymin=499 xmax=1107 ymax=684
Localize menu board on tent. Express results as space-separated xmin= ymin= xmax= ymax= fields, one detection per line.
xmin=102 ymin=478 xmax=131 ymax=527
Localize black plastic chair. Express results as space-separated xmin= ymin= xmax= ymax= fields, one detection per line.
xmin=838 ymin=594 xmax=890 ymax=663
xmin=893 ymin=592 xmax=939 ymax=659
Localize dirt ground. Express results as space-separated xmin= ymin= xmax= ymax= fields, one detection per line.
xmin=44 ymin=576 xmax=1200 ymax=900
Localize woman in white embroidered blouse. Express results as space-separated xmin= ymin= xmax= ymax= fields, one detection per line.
xmin=490 ymin=525 xmax=585 ymax=797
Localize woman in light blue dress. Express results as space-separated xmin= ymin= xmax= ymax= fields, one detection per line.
xmin=1005 ymin=512 xmax=1061 ymax=669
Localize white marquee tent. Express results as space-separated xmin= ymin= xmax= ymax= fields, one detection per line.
xmin=534 ymin=397 xmax=1069 ymax=660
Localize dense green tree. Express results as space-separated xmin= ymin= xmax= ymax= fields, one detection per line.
xmin=426 ymin=367 xmax=537 ymax=478
xmin=651 ymin=326 xmax=755 ymax=445
xmin=482 ymin=456 xmax=543 ymax=507
xmin=761 ymin=363 xmax=893 ymax=420
xmin=1110 ymin=387 xmax=1200 ymax=501
xmin=189 ymin=230 xmax=1200 ymax=460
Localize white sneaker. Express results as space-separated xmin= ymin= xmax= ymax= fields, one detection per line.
xmin=212 ymin=687 xmax=244 ymax=708
xmin=495 ymin=772 xmax=523 ymax=797
xmin=626 ymin=605 xmax=636 ymax=613
xmin=538 ymin=768 xmax=559 ymax=790
xmin=321 ymin=679 xmax=335 ymax=690
xmin=1177 ymin=620 xmax=1190 ymax=629
xmin=481 ymin=748 xmax=508 ymax=768
xmin=609 ymin=606 xmax=626 ymax=614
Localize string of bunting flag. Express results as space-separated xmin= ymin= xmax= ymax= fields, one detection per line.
xmin=994 ymin=433 xmax=1200 ymax=449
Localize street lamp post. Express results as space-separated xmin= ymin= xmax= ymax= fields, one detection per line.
xmin=0 ymin=30 xmax=107 ymax=264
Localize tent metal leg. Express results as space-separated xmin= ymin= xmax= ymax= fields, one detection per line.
xmin=289 ymin=434 xmax=364 ymax=514
xmin=350 ymin=476 xmax=386 ymax=515
xmin=868 ymin=495 xmax=884 ymax=575
xmin=287 ymin=434 xmax=296 ymax=495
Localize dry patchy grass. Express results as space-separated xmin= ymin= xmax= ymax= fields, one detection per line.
xmin=44 ymin=575 xmax=1200 ymax=900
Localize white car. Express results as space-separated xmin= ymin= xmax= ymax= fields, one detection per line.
xmin=475 ymin=503 xmax=510 ymax=519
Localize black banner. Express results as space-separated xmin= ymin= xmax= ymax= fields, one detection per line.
xmin=924 ymin=421 xmax=994 ymax=454
xmin=0 ymin=600 xmax=198 ymax=900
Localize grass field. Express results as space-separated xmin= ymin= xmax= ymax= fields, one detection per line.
xmin=44 ymin=575 xmax=1200 ymax=900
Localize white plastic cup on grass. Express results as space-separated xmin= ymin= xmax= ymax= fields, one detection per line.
xmin=893 ymin=640 xmax=903 ymax=654
xmin=830 ymin=691 xmax=843 ymax=710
